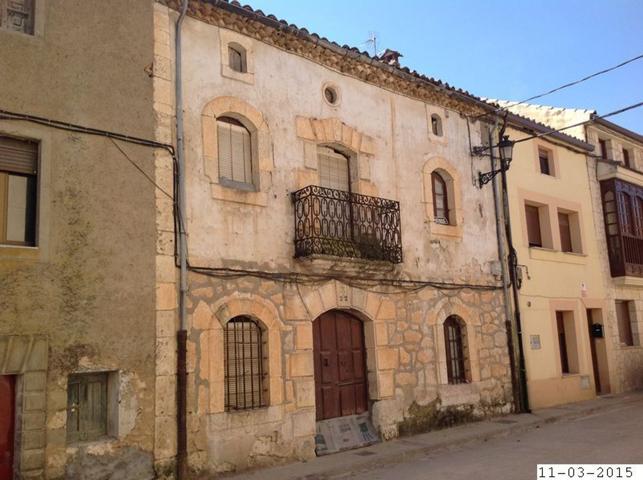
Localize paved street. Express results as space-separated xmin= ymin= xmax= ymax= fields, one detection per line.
xmin=228 ymin=392 xmax=643 ymax=480
xmin=348 ymin=396 xmax=643 ymax=480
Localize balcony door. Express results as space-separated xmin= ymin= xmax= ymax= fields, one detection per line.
xmin=318 ymin=147 xmax=350 ymax=192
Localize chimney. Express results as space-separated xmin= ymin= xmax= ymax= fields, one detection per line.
xmin=378 ymin=48 xmax=403 ymax=67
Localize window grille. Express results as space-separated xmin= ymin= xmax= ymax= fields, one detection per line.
xmin=224 ymin=317 xmax=267 ymax=410
xmin=444 ymin=316 xmax=467 ymax=384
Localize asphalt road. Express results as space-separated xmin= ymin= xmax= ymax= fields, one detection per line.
xmin=347 ymin=398 xmax=643 ymax=480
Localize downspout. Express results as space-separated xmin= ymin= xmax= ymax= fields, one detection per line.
xmin=488 ymin=125 xmax=521 ymax=412
xmin=175 ymin=0 xmax=189 ymax=479
xmin=497 ymin=125 xmax=530 ymax=413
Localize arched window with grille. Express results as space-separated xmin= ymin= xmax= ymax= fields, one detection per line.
xmin=224 ymin=316 xmax=267 ymax=410
xmin=217 ymin=116 xmax=254 ymax=188
xmin=432 ymin=171 xmax=450 ymax=225
xmin=443 ymin=315 xmax=468 ymax=384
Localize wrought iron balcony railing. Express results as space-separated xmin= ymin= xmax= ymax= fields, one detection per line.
xmin=292 ymin=185 xmax=403 ymax=263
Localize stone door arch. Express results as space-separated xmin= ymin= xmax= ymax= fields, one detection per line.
xmin=313 ymin=310 xmax=368 ymax=421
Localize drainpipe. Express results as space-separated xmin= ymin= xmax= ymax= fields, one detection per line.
xmin=497 ymin=126 xmax=530 ymax=414
xmin=175 ymin=0 xmax=189 ymax=478
xmin=488 ymin=125 xmax=521 ymax=413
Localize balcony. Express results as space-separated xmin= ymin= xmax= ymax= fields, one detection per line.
xmin=601 ymin=178 xmax=643 ymax=278
xmin=292 ymin=185 xmax=403 ymax=264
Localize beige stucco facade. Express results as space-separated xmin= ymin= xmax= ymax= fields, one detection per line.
xmin=500 ymin=103 xmax=643 ymax=400
xmin=505 ymin=126 xmax=607 ymax=409
xmin=0 ymin=1 xmax=160 ymax=478
xmin=152 ymin=1 xmax=515 ymax=476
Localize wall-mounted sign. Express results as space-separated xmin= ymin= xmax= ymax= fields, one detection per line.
xmin=530 ymin=335 xmax=541 ymax=350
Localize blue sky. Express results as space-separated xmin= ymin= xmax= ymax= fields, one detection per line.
xmin=247 ymin=0 xmax=643 ymax=133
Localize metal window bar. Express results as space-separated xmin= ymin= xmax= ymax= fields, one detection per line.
xmin=224 ymin=317 xmax=266 ymax=410
xmin=444 ymin=317 xmax=467 ymax=384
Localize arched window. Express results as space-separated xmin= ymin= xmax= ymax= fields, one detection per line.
xmin=431 ymin=114 xmax=443 ymax=136
xmin=228 ymin=44 xmax=247 ymax=73
xmin=432 ymin=171 xmax=450 ymax=224
xmin=444 ymin=316 xmax=468 ymax=384
xmin=217 ymin=116 xmax=253 ymax=188
xmin=318 ymin=146 xmax=350 ymax=192
xmin=224 ymin=316 xmax=267 ymax=410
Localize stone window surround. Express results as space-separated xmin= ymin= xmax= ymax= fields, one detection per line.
xmin=433 ymin=303 xmax=481 ymax=387
xmin=190 ymin=296 xmax=284 ymax=415
xmin=201 ymin=96 xmax=272 ymax=207
xmin=518 ymin=188 xmax=586 ymax=256
xmin=0 ymin=0 xmax=46 ymax=38
xmin=422 ymin=156 xmax=462 ymax=238
xmin=588 ymin=128 xmax=642 ymax=171
xmin=0 ymin=122 xmax=52 ymax=262
xmin=295 ymin=116 xmax=377 ymax=196
xmin=0 ymin=334 xmax=48 ymax=477
xmin=219 ymin=28 xmax=255 ymax=84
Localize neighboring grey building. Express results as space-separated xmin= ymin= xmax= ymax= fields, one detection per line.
xmin=0 ymin=1 xmax=160 ymax=478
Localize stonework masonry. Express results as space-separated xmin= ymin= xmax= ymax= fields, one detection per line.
xmin=151 ymin=2 xmax=515 ymax=476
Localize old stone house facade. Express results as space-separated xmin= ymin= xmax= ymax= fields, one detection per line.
xmin=152 ymin=0 xmax=516 ymax=476
xmin=0 ymin=1 xmax=162 ymax=479
xmin=498 ymin=102 xmax=643 ymax=399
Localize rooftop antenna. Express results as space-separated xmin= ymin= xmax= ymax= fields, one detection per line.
xmin=364 ymin=31 xmax=379 ymax=57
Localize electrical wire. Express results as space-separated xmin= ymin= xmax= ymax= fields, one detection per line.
xmin=474 ymin=52 xmax=643 ymax=120
xmin=512 ymin=100 xmax=643 ymax=145
xmin=187 ymin=264 xmax=503 ymax=294
xmin=109 ymin=138 xmax=174 ymax=200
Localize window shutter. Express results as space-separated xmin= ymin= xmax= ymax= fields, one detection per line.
xmin=525 ymin=205 xmax=542 ymax=247
xmin=229 ymin=124 xmax=250 ymax=183
xmin=217 ymin=122 xmax=233 ymax=180
xmin=558 ymin=212 xmax=572 ymax=252
xmin=0 ymin=136 xmax=38 ymax=175
xmin=318 ymin=147 xmax=349 ymax=191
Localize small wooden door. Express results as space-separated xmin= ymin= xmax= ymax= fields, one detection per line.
xmin=0 ymin=375 xmax=16 ymax=480
xmin=313 ymin=311 xmax=368 ymax=421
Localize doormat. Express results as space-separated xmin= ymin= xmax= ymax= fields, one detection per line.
xmin=314 ymin=413 xmax=380 ymax=456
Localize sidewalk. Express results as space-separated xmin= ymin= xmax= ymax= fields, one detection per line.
xmin=223 ymin=391 xmax=643 ymax=480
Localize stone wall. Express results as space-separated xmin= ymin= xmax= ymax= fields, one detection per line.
xmin=182 ymin=274 xmax=512 ymax=475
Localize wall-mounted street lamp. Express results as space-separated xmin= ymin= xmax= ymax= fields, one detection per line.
xmin=478 ymin=135 xmax=515 ymax=186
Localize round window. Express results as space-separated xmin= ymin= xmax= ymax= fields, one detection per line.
xmin=323 ymin=85 xmax=339 ymax=105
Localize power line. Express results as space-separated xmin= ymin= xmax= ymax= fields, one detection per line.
xmin=109 ymin=138 xmax=174 ymax=200
xmin=512 ymin=100 xmax=643 ymax=145
xmin=476 ymin=52 xmax=643 ymax=119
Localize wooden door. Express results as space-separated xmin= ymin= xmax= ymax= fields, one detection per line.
xmin=313 ymin=311 xmax=368 ymax=421
xmin=0 ymin=375 xmax=16 ymax=480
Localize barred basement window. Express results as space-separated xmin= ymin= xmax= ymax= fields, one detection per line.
xmin=224 ymin=316 xmax=267 ymax=410
xmin=444 ymin=315 xmax=468 ymax=384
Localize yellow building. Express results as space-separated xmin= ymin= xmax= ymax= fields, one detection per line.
xmin=503 ymin=119 xmax=605 ymax=409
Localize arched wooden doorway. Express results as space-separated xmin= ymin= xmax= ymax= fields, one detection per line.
xmin=313 ymin=310 xmax=368 ymax=421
